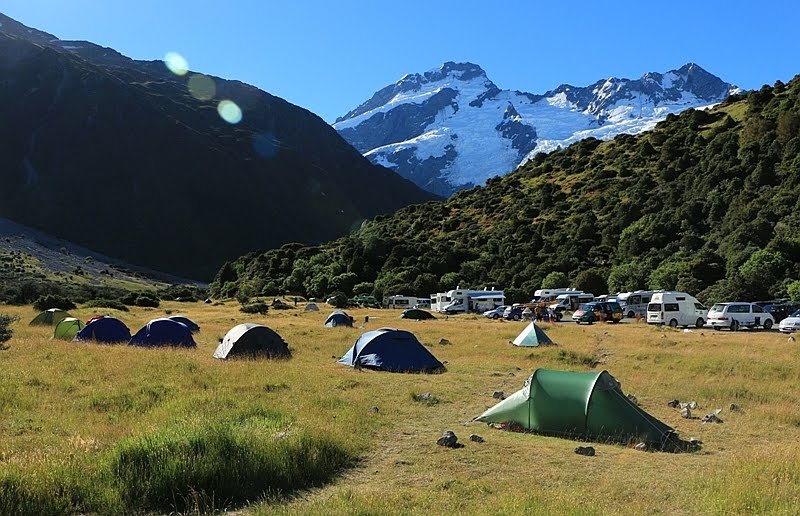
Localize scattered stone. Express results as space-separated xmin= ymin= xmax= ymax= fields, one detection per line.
xmin=667 ymin=399 xmax=680 ymax=408
xmin=702 ymin=412 xmax=723 ymax=424
xmin=689 ymin=437 xmax=703 ymax=446
xmin=469 ymin=434 xmax=485 ymax=443
xmin=634 ymin=442 xmax=648 ymax=451
xmin=788 ymin=336 xmax=795 ymax=343
xmin=574 ymin=446 xmax=595 ymax=456
xmin=688 ymin=401 xmax=698 ymax=409
xmin=626 ymin=394 xmax=639 ymax=406
xmin=437 ymin=431 xmax=459 ymax=448
xmin=438 ymin=338 xmax=451 ymax=346
xmin=370 ymin=406 xmax=380 ymax=414
xmin=680 ymin=407 xmax=692 ymax=419
xmin=203 ymin=298 xmax=212 ymax=304
xmin=729 ymin=403 xmax=741 ymax=412
xmin=492 ymin=391 xmax=505 ymax=400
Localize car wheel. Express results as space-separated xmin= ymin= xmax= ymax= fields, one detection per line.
xmin=669 ymin=319 xmax=678 ymax=328
xmin=557 ymin=313 xmax=563 ymax=321
xmin=713 ymin=326 xmax=721 ymax=331
xmin=513 ymin=314 xmax=520 ymax=321
xmin=492 ymin=314 xmax=499 ymax=320
xmin=575 ymin=321 xmax=580 ymax=325
xmin=696 ymin=318 xmax=704 ymax=328
xmin=627 ymin=310 xmax=635 ymax=319
xmin=763 ymin=319 xmax=773 ymax=330
xmin=731 ymin=320 xmax=739 ymax=332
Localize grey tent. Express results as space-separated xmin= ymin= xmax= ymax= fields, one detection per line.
xmin=400 ymin=308 xmax=436 ymax=320
xmin=512 ymin=322 xmax=555 ymax=347
xmin=304 ymin=303 xmax=320 ymax=312
xmin=214 ymin=323 xmax=291 ymax=360
xmin=325 ymin=310 xmax=353 ymax=327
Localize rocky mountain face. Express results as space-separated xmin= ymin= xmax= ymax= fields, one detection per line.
xmin=0 ymin=13 xmax=435 ymax=280
xmin=334 ymin=61 xmax=740 ymax=196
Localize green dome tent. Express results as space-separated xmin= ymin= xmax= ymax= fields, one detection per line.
xmin=512 ymin=322 xmax=554 ymax=347
xmin=30 ymin=308 xmax=71 ymax=326
xmin=53 ymin=317 xmax=85 ymax=340
xmin=475 ymin=368 xmax=677 ymax=447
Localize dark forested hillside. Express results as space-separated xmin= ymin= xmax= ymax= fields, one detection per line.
xmin=0 ymin=21 xmax=434 ymax=280
xmin=211 ymin=77 xmax=800 ymax=304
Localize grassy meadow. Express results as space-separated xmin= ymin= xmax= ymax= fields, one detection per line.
xmin=1 ymin=302 xmax=800 ymax=514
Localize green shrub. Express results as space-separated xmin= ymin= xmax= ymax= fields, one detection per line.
xmin=32 ymin=294 xmax=76 ymax=312
xmin=240 ymin=302 xmax=268 ymax=315
xmin=84 ymin=299 xmax=129 ymax=312
xmin=0 ymin=314 xmax=17 ymax=345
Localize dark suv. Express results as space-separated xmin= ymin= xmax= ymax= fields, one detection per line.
xmin=572 ymin=302 xmax=623 ymax=324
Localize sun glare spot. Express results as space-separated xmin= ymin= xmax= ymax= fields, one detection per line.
xmin=163 ymin=52 xmax=189 ymax=76
xmin=187 ymin=74 xmax=216 ymax=101
xmin=218 ymin=100 xmax=243 ymax=124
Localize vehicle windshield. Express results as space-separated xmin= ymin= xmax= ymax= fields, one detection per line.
xmin=710 ymin=304 xmax=725 ymax=312
xmin=790 ymin=309 xmax=800 ymax=318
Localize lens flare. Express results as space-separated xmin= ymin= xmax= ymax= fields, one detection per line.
xmin=163 ymin=52 xmax=189 ymax=76
xmin=187 ymin=74 xmax=216 ymax=101
xmin=217 ymin=100 xmax=242 ymax=124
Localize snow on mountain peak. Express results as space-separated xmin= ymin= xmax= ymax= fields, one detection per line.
xmin=335 ymin=62 xmax=739 ymax=196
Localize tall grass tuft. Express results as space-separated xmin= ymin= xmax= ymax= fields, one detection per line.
xmin=107 ymin=418 xmax=355 ymax=512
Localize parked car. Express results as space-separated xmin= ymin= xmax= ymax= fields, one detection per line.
xmin=778 ymin=309 xmax=800 ymax=333
xmin=483 ymin=305 xmax=509 ymax=320
xmin=706 ymin=303 xmax=774 ymax=331
xmin=503 ymin=305 xmax=525 ymax=321
xmin=572 ymin=302 xmax=623 ymax=324
xmin=762 ymin=302 xmax=800 ymax=323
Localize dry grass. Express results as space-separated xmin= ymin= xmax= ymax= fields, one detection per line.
xmin=2 ymin=303 xmax=800 ymax=514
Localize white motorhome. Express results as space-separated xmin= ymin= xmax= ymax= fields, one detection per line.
xmin=646 ymin=291 xmax=707 ymax=328
xmin=550 ymin=292 xmax=595 ymax=312
xmin=530 ymin=288 xmax=578 ymax=304
xmin=431 ymin=288 xmax=505 ymax=314
xmin=617 ymin=290 xmax=656 ymax=319
xmin=383 ymin=295 xmax=418 ymax=309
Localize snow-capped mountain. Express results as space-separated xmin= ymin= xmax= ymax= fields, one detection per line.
xmin=334 ymin=62 xmax=740 ymax=196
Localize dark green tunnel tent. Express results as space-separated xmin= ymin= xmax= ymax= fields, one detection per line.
xmin=400 ymin=308 xmax=436 ymax=320
xmin=475 ymin=368 xmax=677 ymax=447
xmin=30 ymin=308 xmax=71 ymax=326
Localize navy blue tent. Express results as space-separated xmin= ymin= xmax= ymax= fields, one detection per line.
xmin=168 ymin=315 xmax=200 ymax=333
xmin=339 ymin=328 xmax=445 ymax=373
xmin=129 ymin=318 xmax=196 ymax=348
xmin=74 ymin=317 xmax=131 ymax=344
xmin=325 ymin=310 xmax=353 ymax=328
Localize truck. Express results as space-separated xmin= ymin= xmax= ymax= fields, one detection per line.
xmin=431 ymin=287 xmax=505 ymax=314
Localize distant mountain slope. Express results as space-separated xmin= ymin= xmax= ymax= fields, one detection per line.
xmin=334 ymin=61 xmax=740 ymax=195
xmin=212 ymin=76 xmax=800 ymax=305
xmin=0 ymin=13 xmax=435 ymax=280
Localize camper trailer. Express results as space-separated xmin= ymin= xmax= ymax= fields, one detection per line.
xmin=431 ymin=288 xmax=505 ymax=314
xmin=646 ymin=291 xmax=707 ymax=328
xmin=550 ymin=292 xmax=595 ymax=312
xmin=383 ymin=295 xmax=418 ymax=309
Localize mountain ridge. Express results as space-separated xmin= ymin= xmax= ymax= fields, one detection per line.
xmin=334 ymin=61 xmax=740 ymax=195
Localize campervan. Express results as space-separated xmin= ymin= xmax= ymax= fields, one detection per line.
xmin=617 ymin=290 xmax=656 ymax=319
xmin=530 ymin=288 xmax=576 ymax=304
xmin=646 ymin=291 xmax=707 ymax=328
xmin=431 ymin=288 xmax=505 ymax=314
xmin=550 ymin=292 xmax=594 ymax=312
xmin=383 ymin=295 xmax=418 ymax=309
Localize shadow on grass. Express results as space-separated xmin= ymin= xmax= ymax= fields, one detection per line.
xmin=0 ymin=410 xmax=356 ymax=515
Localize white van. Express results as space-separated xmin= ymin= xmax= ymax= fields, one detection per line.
xmin=646 ymin=291 xmax=707 ymax=328
xmin=550 ymin=292 xmax=594 ymax=312
xmin=617 ymin=290 xmax=656 ymax=319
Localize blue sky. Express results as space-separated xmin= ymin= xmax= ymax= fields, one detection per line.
xmin=3 ymin=1 xmax=798 ymax=122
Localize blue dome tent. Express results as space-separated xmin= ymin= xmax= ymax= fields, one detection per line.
xmin=339 ymin=328 xmax=444 ymax=373
xmin=325 ymin=310 xmax=354 ymax=328
xmin=74 ymin=317 xmax=131 ymax=344
xmin=129 ymin=318 xmax=196 ymax=348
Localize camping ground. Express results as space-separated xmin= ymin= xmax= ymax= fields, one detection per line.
xmin=1 ymin=302 xmax=799 ymax=514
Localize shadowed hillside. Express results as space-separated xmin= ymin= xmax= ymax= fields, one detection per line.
xmin=0 ymin=16 xmax=435 ymax=280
